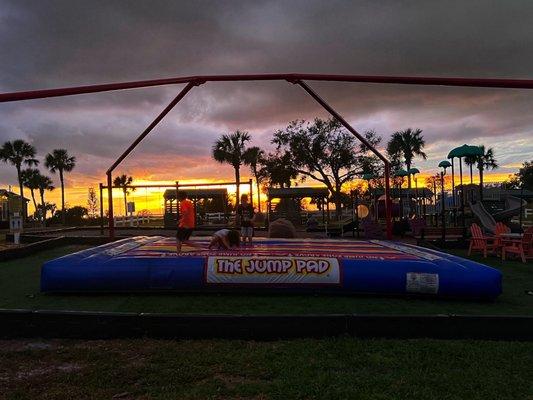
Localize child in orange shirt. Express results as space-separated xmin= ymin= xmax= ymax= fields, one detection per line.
xmin=176 ymin=191 xmax=195 ymax=253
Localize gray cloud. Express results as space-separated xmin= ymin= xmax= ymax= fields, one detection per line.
xmin=1 ymin=0 xmax=533 ymax=188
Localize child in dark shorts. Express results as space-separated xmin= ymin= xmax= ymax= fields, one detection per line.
xmin=236 ymin=194 xmax=254 ymax=245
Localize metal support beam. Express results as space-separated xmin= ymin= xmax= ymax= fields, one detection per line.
xmin=5 ymin=72 xmax=532 ymax=241
xmin=3 ymin=73 xmax=533 ymax=103
xmin=294 ymin=80 xmax=393 ymax=239
xmin=106 ymin=81 xmax=200 ymax=238
xmin=107 ymin=81 xmax=199 ymax=175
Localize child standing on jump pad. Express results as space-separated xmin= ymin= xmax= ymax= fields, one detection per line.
xmin=237 ymin=193 xmax=254 ymax=245
xmin=176 ymin=191 xmax=195 ymax=253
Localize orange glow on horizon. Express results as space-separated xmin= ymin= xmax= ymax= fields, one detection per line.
xmin=21 ymin=171 xmax=517 ymax=216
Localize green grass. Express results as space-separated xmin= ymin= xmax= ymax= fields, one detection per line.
xmin=0 ymin=338 xmax=531 ymax=399
xmin=0 ymin=245 xmax=532 ymax=315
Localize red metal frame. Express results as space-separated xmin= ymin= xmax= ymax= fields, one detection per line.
xmin=3 ymin=73 xmax=533 ymax=240
xmin=3 ymin=74 xmax=533 ymax=103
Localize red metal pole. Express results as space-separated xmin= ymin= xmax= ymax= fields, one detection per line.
xmin=3 ymin=73 xmax=533 ymax=103
xmin=107 ymin=171 xmax=114 ymax=239
xmin=104 ymin=82 xmax=199 ymax=239
xmin=107 ymin=81 xmax=199 ymax=175
xmin=294 ymin=80 xmax=393 ymax=239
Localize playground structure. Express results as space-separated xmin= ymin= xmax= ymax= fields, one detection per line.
xmin=3 ymin=73 xmax=533 ymax=240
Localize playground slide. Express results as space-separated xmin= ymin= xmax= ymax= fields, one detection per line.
xmin=470 ymin=201 xmax=497 ymax=233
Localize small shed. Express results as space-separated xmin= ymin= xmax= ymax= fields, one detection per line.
xmin=163 ymin=188 xmax=228 ymax=228
xmin=267 ymin=187 xmax=330 ymax=224
xmin=0 ymin=189 xmax=29 ymax=227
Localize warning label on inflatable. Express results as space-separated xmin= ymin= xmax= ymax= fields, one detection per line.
xmin=205 ymin=256 xmax=341 ymax=285
xmin=406 ymin=272 xmax=439 ymax=294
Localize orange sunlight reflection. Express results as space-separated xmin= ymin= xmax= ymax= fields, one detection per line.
xmin=30 ymin=171 xmax=514 ymax=215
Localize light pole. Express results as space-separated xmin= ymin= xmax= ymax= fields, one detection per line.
xmin=438 ymin=160 xmax=451 ymax=246
xmin=432 ymin=175 xmax=437 ymax=227
xmin=408 ymin=168 xmax=420 ymax=218
xmin=394 ymin=169 xmax=409 ymax=220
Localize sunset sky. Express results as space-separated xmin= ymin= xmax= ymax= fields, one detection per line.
xmin=1 ymin=1 xmax=532 ymax=214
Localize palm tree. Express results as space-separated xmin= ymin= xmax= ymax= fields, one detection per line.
xmin=36 ymin=173 xmax=54 ymax=221
xmin=0 ymin=140 xmax=39 ymax=219
xmin=45 ymin=149 xmax=76 ymax=224
xmin=113 ymin=174 xmax=134 ymax=216
xmin=465 ymin=146 xmax=498 ymax=198
xmin=21 ymin=168 xmax=41 ymax=217
xmin=212 ymin=130 xmax=251 ymax=209
xmin=386 ymin=128 xmax=427 ymax=191
xmin=244 ymin=146 xmax=265 ymax=212
xmin=387 ymin=129 xmax=426 ymax=214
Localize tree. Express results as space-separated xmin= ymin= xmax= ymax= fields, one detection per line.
xmin=45 ymin=149 xmax=76 ymax=225
xmin=272 ymin=118 xmax=381 ymax=218
xmin=113 ymin=174 xmax=134 ymax=216
xmin=87 ymin=187 xmax=99 ymax=217
xmin=21 ymin=168 xmax=41 ymax=217
xmin=243 ymin=146 xmax=266 ymax=212
xmin=0 ymin=140 xmax=39 ymax=219
xmin=386 ymin=128 xmax=427 ymax=191
xmin=464 ymin=145 xmax=498 ymax=196
xmin=52 ymin=206 xmax=88 ymax=225
xmin=212 ymin=130 xmax=251 ymax=209
xmin=507 ymin=160 xmax=533 ymax=190
xmin=259 ymin=152 xmax=299 ymax=189
xmin=36 ymin=173 xmax=54 ymax=221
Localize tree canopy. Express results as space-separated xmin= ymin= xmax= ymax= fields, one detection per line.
xmin=507 ymin=160 xmax=533 ymax=189
xmin=212 ymin=130 xmax=252 ymax=208
xmin=272 ymin=118 xmax=381 ymax=217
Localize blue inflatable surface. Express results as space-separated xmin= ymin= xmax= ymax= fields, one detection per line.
xmin=41 ymin=236 xmax=502 ymax=300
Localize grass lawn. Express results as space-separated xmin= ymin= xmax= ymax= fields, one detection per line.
xmin=0 ymin=245 xmax=531 ymax=315
xmin=0 ymin=338 xmax=532 ymax=400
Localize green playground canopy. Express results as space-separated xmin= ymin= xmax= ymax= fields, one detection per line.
xmin=447 ymin=144 xmax=484 ymax=159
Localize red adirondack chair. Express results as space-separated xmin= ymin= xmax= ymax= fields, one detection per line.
xmin=468 ymin=223 xmax=496 ymax=258
xmin=502 ymin=227 xmax=533 ymax=263
xmin=493 ymin=222 xmax=511 ymax=255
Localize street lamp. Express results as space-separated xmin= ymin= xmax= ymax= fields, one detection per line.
xmin=438 ymin=160 xmax=452 ymax=245
xmin=408 ymin=168 xmax=420 ymax=217
xmin=394 ymin=169 xmax=409 ymax=219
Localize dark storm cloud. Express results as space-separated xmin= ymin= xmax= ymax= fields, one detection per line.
xmin=1 ymin=0 xmax=533 ymax=186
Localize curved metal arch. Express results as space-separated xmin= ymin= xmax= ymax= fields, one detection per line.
xmin=102 ymin=78 xmax=394 ymax=239
xmin=5 ymin=73 xmax=533 ymax=239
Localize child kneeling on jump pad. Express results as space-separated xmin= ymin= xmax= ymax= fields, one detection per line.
xmin=209 ymin=229 xmax=240 ymax=249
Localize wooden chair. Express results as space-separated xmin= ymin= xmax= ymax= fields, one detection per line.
xmin=493 ymin=222 xmax=511 ymax=255
xmin=502 ymin=227 xmax=533 ymax=263
xmin=468 ymin=223 xmax=496 ymax=258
